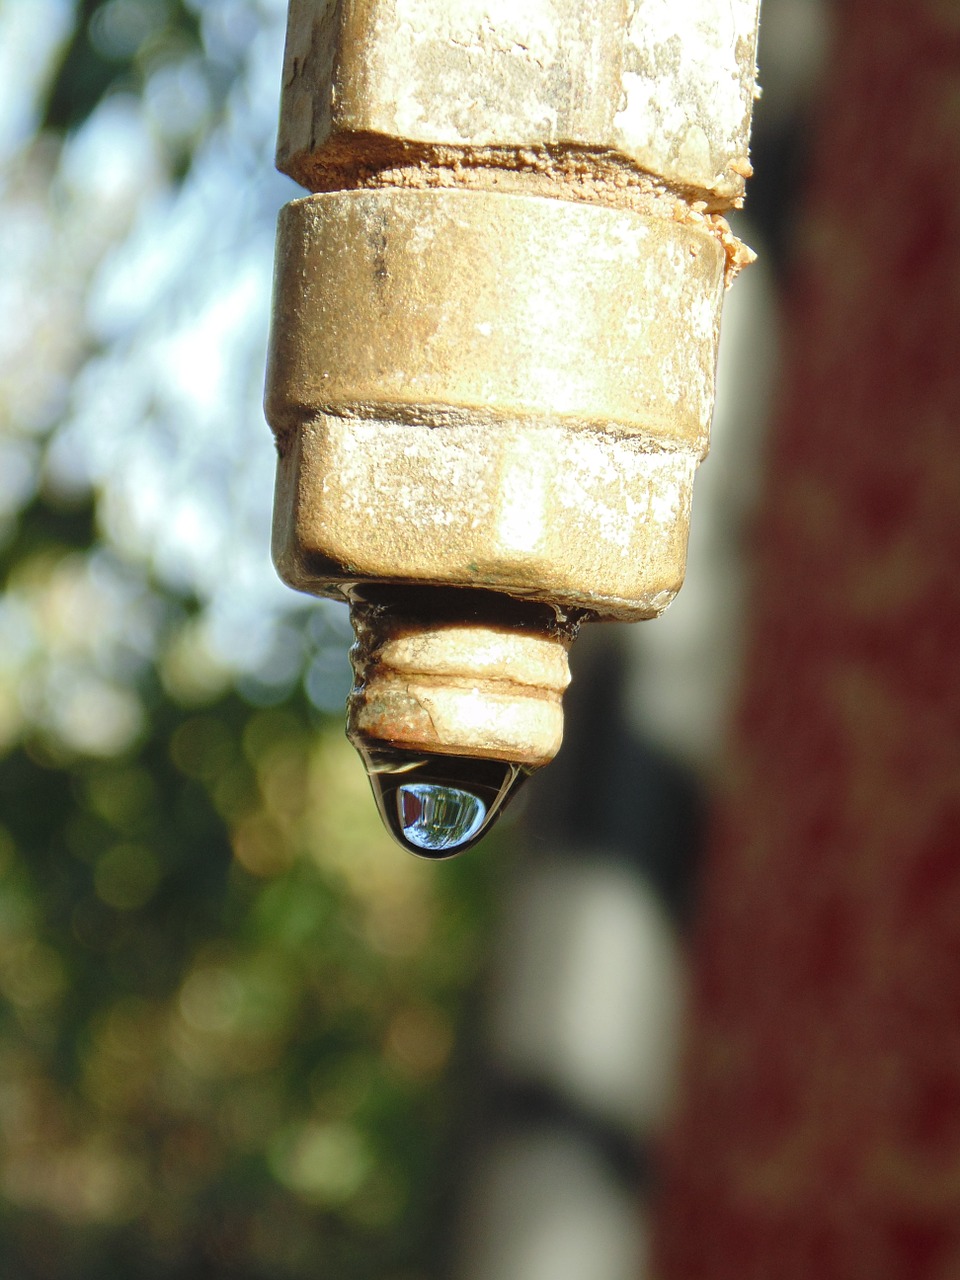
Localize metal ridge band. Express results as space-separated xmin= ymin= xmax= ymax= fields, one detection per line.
xmin=265 ymin=187 xmax=724 ymax=450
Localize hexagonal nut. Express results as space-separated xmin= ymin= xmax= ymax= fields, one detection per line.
xmin=264 ymin=186 xmax=721 ymax=618
xmin=272 ymin=413 xmax=699 ymax=620
xmin=277 ymin=0 xmax=760 ymax=201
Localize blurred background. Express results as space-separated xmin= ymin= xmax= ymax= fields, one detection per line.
xmin=0 ymin=1 xmax=839 ymax=1277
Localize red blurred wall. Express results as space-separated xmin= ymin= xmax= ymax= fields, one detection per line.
xmin=652 ymin=4 xmax=960 ymax=1277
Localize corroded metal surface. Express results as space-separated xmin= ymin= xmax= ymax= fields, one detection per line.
xmin=277 ymin=0 xmax=759 ymax=201
xmin=272 ymin=416 xmax=698 ymax=621
xmin=266 ymin=189 xmax=724 ymax=447
xmin=265 ymin=187 xmax=723 ymax=622
xmin=266 ymin=0 xmax=760 ymax=767
xmin=348 ymin=614 xmax=571 ymax=764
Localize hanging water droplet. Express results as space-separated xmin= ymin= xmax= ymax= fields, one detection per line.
xmin=358 ymin=748 xmax=530 ymax=858
xmin=397 ymin=783 xmax=486 ymax=852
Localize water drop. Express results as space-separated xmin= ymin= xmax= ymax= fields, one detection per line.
xmin=397 ymin=784 xmax=486 ymax=852
xmin=358 ymin=748 xmax=529 ymax=859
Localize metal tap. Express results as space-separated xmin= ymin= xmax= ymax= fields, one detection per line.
xmin=265 ymin=0 xmax=761 ymax=855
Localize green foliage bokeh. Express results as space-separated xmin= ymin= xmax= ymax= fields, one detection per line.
xmin=0 ymin=4 xmax=502 ymax=1276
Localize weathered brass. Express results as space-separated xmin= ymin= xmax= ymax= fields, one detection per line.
xmin=267 ymin=190 xmax=723 ymax=448
xmin=266 ymin=188 xmax=723 ymax=618
xmin=349 ymin=613 xmax=570 ymax=766
xmin=265 ymin=0 xmax=760 ymax=786
xmin=277 ymin=0 xmax=759 ymax=202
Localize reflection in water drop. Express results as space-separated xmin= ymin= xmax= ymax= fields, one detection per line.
xmin=398 ymin=783 xmax=487 ymax=852
xmin=359 ymin=749 xmax=530 ymax=859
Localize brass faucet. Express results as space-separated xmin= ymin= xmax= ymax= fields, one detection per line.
xmin=265 ymin=0 xmax=761 ymax=855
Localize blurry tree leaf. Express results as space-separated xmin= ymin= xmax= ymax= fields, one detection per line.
xmin=0 ymin=1 xmax=505 ymax=1275
xmin=0 ymin=491 xmax=97 ymax=591
xmin=43 ymin=0 xmax=202 ymax=133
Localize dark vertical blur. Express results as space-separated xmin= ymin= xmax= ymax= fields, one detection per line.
xmin=443 ymin=3 xmax=832 ymax=1275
